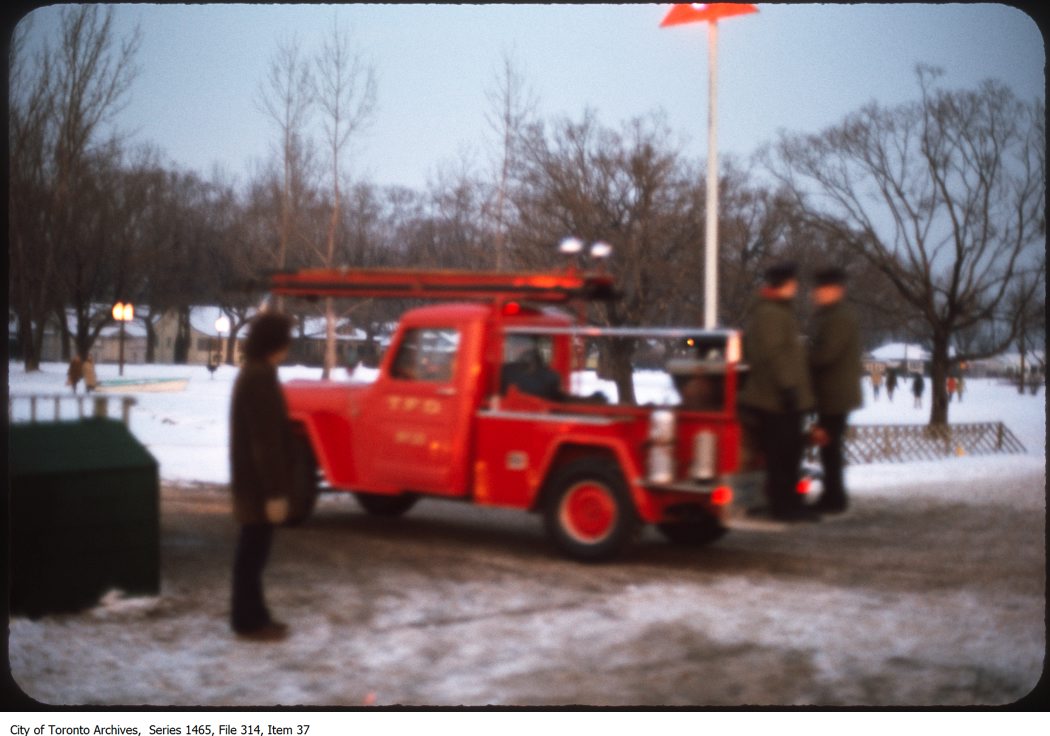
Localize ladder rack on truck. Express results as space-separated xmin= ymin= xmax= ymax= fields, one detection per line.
xmin=268 ymin=267 xmax=618 ymax=304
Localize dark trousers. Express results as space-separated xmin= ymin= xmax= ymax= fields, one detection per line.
xmin=753 ymin=409 xmax=805 ymax=516
xmin=231 ymin=522 xmax=275 ymax=633
xmin=817 ymin=412 xmax=849 ymax=508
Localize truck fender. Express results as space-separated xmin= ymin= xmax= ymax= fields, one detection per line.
xmin=534 ymin=437 xmax=659 ymax=524
xmin=288 ymin=410 xmax=356 ymax=488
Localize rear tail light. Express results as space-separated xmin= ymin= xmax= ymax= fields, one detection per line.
xmin=796 ymin=476 xmax=812 ymax=495
xmin=711 ymin=486 xmax=733 ymax=506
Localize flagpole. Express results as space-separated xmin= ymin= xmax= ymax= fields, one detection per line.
xmin=704 ymin=19 xmax=719 ymax=329
xmin=660 ymin=3 xmax=757 ymax=329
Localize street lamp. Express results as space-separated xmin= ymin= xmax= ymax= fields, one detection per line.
xmin=111 ymin=301 xmax=134 ymax=376
xmin=212 ymin=315 xmax=231 ymax=377
xmin=661 ymin=3 xmax=758 ymax=328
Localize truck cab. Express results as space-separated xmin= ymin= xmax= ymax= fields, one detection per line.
xmin=272 ymin=267 xmax=762 ymax=561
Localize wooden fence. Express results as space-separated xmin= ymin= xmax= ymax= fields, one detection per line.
xmin=838 ymin=422 xmax=1027 ymax=464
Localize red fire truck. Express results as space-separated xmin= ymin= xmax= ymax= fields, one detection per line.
xmin=270 ymin=266 xmax=773 ymax=561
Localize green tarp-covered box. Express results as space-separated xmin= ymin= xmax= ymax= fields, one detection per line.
xmin=9 ymin=417 xmax=160 ymax=617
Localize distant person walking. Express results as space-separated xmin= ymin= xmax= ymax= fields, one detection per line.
xmin=870 ymin=370 xmax=883 ymax=400
xmin=82 ymin=355 xmax=98 ymax=393
xmin=957 ymin=375 xmax=965 ymax=402
xmin=886 ymin=368 xmax=898 ymax=402
xmin=946 ymin=376 xmax=958 ymax=402
xmin=912 ymin=373 xmax=925 ymax=409
xmin=229 ymin=311 xmax=295 ymax=643
xmin=738 ymin=262 xmax=818 ymax=522
xmin=66 ymin=355 xmax=84 ymax=394
xmin=807 ymin=266 xmax=862 ymax=515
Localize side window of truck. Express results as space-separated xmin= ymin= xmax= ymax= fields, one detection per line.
xmin=390 ymin=328 xmax=459 ymax=383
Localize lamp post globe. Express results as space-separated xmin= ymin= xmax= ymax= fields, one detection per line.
xmin=213 ymin=315 xmax=231 ymax=372
xmin=112 ymin=302 xmax=133 ymax=376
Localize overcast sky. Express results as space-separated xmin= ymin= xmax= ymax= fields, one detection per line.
xmin=15 ymin=3 xmax=1047 ymax=192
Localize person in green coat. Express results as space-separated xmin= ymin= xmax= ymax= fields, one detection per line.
xmin=739 ymin=262 xmax=819 ymax=522
xmin=807 ymin=266 xmax=863 ymax=514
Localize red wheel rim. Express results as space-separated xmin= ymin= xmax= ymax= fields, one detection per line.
xmin=559 ymin=481 xmax=617 ymax=544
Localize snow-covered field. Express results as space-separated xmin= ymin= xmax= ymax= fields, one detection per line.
xmin=8 ymin=360 xmax=1046 ymax=491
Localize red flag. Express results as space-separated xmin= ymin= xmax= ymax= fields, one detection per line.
xmin=660 ymin=3 xmax=758 ymax=27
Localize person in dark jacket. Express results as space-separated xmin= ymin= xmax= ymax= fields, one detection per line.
xmin=739 ymin=262 xmax=819 ymax=522
xmin=807 ymin=266 xmax=863 ymax=514
xmin=500 ymin=335 xmax=565 ymax=402
xmin=229 ymin=311 xmax=295 ymax=642
xmin=912 ymin=372 xmax=925 ymax=408
xmin=886 ymin=368 xmax=898 ymax=402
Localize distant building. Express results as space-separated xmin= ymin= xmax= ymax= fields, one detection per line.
xmin=288 ymin=315 xmax=391 ymax=368
xmin=93 ymin=319 xmax=150 ymax=365
xmin=17 ymin=308 xmax=150 ymax=365
xmin=152 ymin=307 xmax=252 ymax=366
xmin=967 ymin=351 xmax=1046 ymax=380
xmin=868 ymin=342 xmax=932 ymax=376
xmin=30 ymin=307 xmax=242 ymax=366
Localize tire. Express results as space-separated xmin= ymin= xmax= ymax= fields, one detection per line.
xmin=657 ymin=514 xmax=727 ymax=547
xmin=285 ymin=433 xmax=321 ymax=527
xmin=354 ymin=492 xmax=418 ymax=517
xmin=542 ymin=457 xmax=639 ymax=562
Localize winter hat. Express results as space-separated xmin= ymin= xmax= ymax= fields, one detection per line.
xmin=244 ymin=311 xmax=293 ymax=361
xmin=813 ymin=266 xmax=848 ymax=286
xmin=763 ymin=261 xmax=799 ymax=288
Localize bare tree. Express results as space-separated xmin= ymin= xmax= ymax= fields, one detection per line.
xmin=484 ymin=50 xmax=537 ymax=270
xmin=344 ymin=183 xmax=422 ymax=364
xmin=201 ymin=184 xmax=263 ymax=366
xmin=763 ymin=67 xmax=1045 ymax=424
xmin=717 ymin=168 xmax=906 ymax=348
xmin=53 ymin=9 xmax=141 ymax=360
xmin=414 ymin=154 xmax=491 ymax=270
xmin=1009 ymin=266 xmax=1047 ymax=394
xmin=133 ymin=163 xmax=246 ymax=363
xmin=9 ymin=6 xmax=141 ymax=369
xmin=716 ymin=163 xmax=797 ymax=325
xmin=312 ymin=18 xmax=376 ymax=377
xmin=257 ymin=36 xmax=315 ymax=311
xmin=9 ymin=15 xmax=56 ymax=370
xmin=511 ymin=111 xmax=697 ymax=402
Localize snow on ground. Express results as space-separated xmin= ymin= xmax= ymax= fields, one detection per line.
xmin=8 ymin=361 xmax=1045 ymax=494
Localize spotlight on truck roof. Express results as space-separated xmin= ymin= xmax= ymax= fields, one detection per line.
xmin=559 ymin=237 xmax=584 ymax=255
xmin=590 ymin=241 xmax=612 ymax=259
